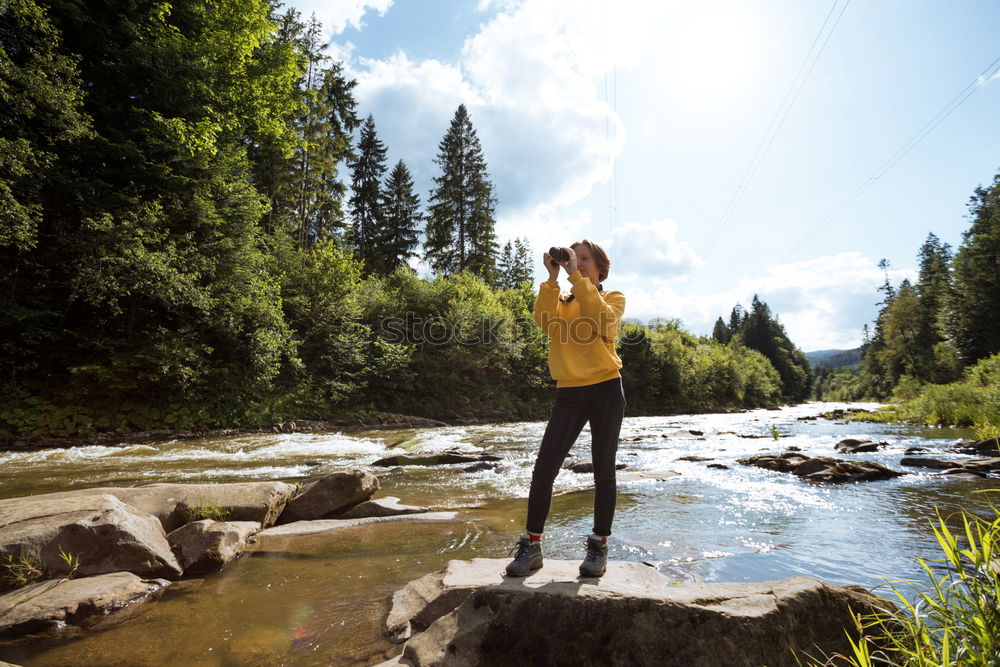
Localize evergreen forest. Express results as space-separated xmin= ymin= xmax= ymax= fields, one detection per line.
xmin=5 ymin=1 xmax=993 ymax=441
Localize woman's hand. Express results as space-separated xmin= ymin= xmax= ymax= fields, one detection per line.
xmin=543 ymin=252 xmax=560 ymax=281
xmin=563 ymin=247 xmax=578 ymax=275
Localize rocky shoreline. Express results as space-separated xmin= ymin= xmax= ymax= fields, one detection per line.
xmin=0 ymin=470 xmax=435 ymax=639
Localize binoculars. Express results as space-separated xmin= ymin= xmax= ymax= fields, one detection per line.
xmin=548 ymin=246 xmax=571 ymax=263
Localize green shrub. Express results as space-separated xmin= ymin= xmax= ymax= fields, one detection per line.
xmin=820 ymin=496 xmax=1000 ymax=666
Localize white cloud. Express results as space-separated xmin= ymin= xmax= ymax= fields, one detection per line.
xmin=606 ymin=219 xmax=702 ymax=281
xmin=291 ymin=0 xmax=393 ymax=36
xmin=620 ymin=252 xmax=915 ymax=351
xmin=336 ymin=0 xmax=684 ymax=238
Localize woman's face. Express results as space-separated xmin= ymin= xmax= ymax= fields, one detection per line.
xmin=573 ymin=245 xmax=601 ymax=286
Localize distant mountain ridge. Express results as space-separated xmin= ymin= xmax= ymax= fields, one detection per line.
xmin=805 ymin=347 xmax=863 ymax=369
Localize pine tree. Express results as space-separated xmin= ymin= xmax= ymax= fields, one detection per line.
xmin=250 ymin=10 xmax=357 ymax=245
xmin=727 ymin=305 xmax=745 ymax=335
xmin=348 ymin=114 xmax=388 ymax=272
xmin=948 ymin=172 xmax=1000 ymax=364
xmin=378 ymin=159 xmax=422 ymax=273
xmin=712 ymin=317 xmax=731 ymax=344
xmin=512 ymin=237 xmax=534 ymax=286
xmin=915 ymin=233 xmax=956 ymax=382
xmin=733 ymin=296 xmax=812 ymax=402
xmin=496 ymin=241 xmax=515 ymax=288
xmin=424 ymin=104 xmax=498 ymax=280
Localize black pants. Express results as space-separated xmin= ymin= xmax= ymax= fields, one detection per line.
xmin=526 ymin=377 xmax=625 ymax=537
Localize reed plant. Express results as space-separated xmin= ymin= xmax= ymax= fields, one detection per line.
xmin=820 ymin=494 xmax=999 ymax=666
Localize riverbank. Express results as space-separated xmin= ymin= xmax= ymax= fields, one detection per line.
xmin=0 ymin=405 xmax=773 ymax=454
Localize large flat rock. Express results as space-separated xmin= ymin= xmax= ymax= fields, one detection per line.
xmin=255 ymin=512 xmax=459 ymax=542
xmin=8 ymin=483 xmax=296 ymax=532
xmin=382 ymin=559 xmax=890 ymax=667
xmin=0 ymin=493 xmax=182 ymax=579
xmin=0 ymin=572 xmax=169 ymax=638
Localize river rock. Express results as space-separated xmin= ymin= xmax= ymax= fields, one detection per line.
xmin=338 ymin=497 xmax=429 ymax=520
xmin=565 ymin=461 xmax=628 ymax=474
xmin=372 ymin=452 xmax=502 ymax=467
xmin=737 ymin=453 xmax=904 ymax=483
xmin=900 ymin=457 xmax=1000 ymax=475
xmin=675 ymin=456 xmax=714 ymax=462
xmin=383 ymin=559 xmax=888 ymax=666
xmin=0 ymin=572 xmax=169 ymax=638
xmin=278 ymin=470 xmax=379 ymax=523
xmin=0 ymin=493 xmax=182 ymax=579
xmin=951 ymin=438 xmax=1000 ymax=457
xmin=167 ymin=520 xmax=260 ymax=575
xmin=834 ymin=439 xmax=886 ymax=454
xmin=9 ymin=482 xmax=297 ymax=532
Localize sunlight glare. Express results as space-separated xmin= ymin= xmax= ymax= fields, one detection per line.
xmin=662 ymin=4 xmax=764 ymax=103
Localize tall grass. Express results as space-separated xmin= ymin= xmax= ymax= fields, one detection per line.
xmin=821 ymin=494 xmax=1000 ymax=666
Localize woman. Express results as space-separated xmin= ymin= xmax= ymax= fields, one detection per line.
xmin=505 ymin=239 xmax=626 ymax=578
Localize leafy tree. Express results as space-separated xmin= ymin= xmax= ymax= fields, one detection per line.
xmin=348 ymin=114 xmax=388 ymax=272
xmin=378 ymin=159 xmax=422 ymax=273
xmin=880 ymin=279 xmax=923 ymax=380
xmin=1 ymin=0 xmax=303 ymax=422
xmin=0 ymin=0 xmax=91 ymax=253
xmin=424 ymin=104 xmax=498 ymax=280
xmin=948 ymin=172 xmax=1000 ymax=364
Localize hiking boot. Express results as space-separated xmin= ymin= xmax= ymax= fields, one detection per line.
xmin=505 ymin=535 xmax=543 ymax=577
xmin=579 ymin=536 xmax=608 ymax=577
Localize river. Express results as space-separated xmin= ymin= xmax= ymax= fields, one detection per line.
xmin=1 ymin=401 xmax=997 ymax=666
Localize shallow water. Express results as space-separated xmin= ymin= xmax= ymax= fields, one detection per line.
xmin=1 ymin=402 xmax=997 ymax=666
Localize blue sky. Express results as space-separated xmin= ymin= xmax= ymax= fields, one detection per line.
xmin=291 ymin=0 xmax=1000 ymax=350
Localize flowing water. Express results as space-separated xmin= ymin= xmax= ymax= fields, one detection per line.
xmin=1 ymin=402 xmax=997 ymax=666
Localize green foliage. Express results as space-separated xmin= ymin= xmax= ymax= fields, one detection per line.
xmin=723 ymin=295 xmax=813 ymax=402
xmin=349 ymin=114 xmax=389 ymax=270
xmin=818 ymin=498 xmax=1000 ymax=666
xmin=378 ymin=160 xmax=423 ymax=274
xmin=425 ymin=104 xmax=499 ymax=281
xmin=949 ymin=173 xmax=1000 ymax=365
xmin=617 ymin=320 xmax=783 ymax=415
xmin=0 ymin=552 xmax=45 ymax=590
xmin=184 ymin=501 xmax=232 ymax=522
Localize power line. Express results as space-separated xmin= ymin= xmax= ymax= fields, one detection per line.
xmin=779 ymin=53 xmax=1000 ymax=262
xmin=702 ymin=0 xmax=851 ymax=260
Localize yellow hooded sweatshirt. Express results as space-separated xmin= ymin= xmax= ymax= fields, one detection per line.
xmin=532 ymin=270 xmax=625 ymax=388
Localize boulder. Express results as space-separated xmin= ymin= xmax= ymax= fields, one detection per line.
xmin=10 ymin=482 xmax=296 ymax=532
xmin=372 ymin=452 xmax=501 ymax=467
xmin=278 ymin=470 xmax=379 ymax=523
xmin=707 ymin=463 xmax=729 ymax=470
xmin=167 ymin=520 xmax=260 ymax=575
xmin=338 ymin=497 xmax=429 ymax=520
xmin=834 ymin=439 xmax=886 ymax=454
xmin=951 ymin=438 xmax=1000 ymax=457
xmin=0 ymin=572 xmax=169 ymax=638
xmin=738 ymin=453 xmax=904 ymax=483
xmin=0 ymin=493 xmax=182 ymax=579
xmin=565 ymin=461 xmax=628 ymax=474
xmin=900 ymin=457 xmax=1000 ymax=475
xmin=675 ymin=456 xmax=714 ymax=462
xmin=384 ymin=559 xmax=889 ymax=667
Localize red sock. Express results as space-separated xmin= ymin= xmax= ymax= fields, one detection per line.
xmin=528 ymin=532 xmax=542 ymax=543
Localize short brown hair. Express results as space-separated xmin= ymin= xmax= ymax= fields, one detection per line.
xmin=571 ymin=239 xmax=611 ymax=282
